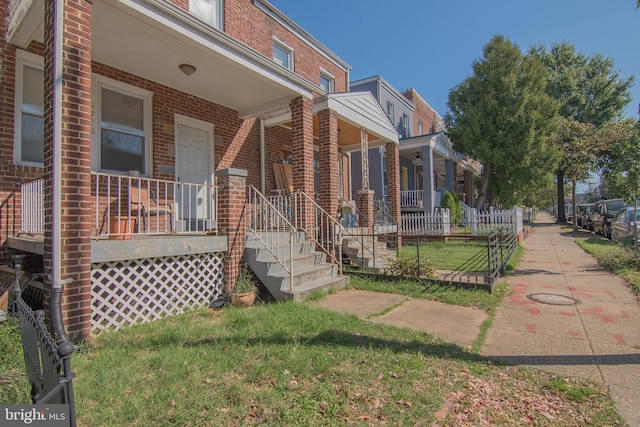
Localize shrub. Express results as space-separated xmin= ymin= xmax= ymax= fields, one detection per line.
xmin=384 ymin=256 xmax=436 ymax=279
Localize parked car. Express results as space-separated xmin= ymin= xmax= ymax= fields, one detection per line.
xmin=578 ymin=203 xmax=595 ymax=229
xmin=592 ymin=198 xmax=629 ymax=238
xmin=565 ymin=203 xmax=574 ymax=222
xmin=611 ymin=206 xmax=640 ymax=245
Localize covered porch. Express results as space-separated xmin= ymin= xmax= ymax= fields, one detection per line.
xmin=398 ymin=132 xmax=480 ymax=213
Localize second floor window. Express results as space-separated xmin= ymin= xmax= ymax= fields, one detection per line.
xmin=385 ymin=101 xmax=394 ymax=120
xmin=418 ymin=121 xmax=423 ymax=136
xmin=190 ymin=0 xmax=223 ymax=29
xmin=273 ymin=40 xmax=294 ymax=70
xmin=320 ymin=73 xmax=334 ymax=93
xmin=401 ymin=113 xmax=409 ymax=138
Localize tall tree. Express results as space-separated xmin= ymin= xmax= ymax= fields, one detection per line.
xmin=549 ymin=117 xmax=597 ymax=230
xmin=446 ymin=35 xmax=559 ymax=209
xmin=531 ymin=42 xmax=634 ymax=222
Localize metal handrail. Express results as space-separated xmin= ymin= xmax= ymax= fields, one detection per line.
xmin=292 ymin=190 xmax=343 ymax=274
xmin=246 ymin=185 xmax=295 ymax=289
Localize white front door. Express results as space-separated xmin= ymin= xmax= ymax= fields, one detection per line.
xmin=175 ymin=116 xmax=214 ymax=231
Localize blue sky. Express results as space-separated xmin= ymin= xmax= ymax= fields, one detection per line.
xmin=272 ymin=1 xmax=639 ymax=121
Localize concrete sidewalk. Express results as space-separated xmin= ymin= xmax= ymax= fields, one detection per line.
xmin=482 ymin=213 xmax=640 ymax=426
xmin=312 ymin=212 xmax=640 ymax=425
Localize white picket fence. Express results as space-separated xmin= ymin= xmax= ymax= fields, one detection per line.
xmin=400 ymin=206 xmax=524 ymax=236
xmin=401 ymin=209 xmax=451 ymax=236
xmin=467 ymin=207 xmax=524 ymax=236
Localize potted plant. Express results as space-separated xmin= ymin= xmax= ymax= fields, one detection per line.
xmin=230 ymin=267 xmax=258 ymax=306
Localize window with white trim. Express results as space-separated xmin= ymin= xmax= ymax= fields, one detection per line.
xmin=273 ymin=39 xmax=294 ymax=71
xmin=320 ymin=71 xmax=334 ymax=93
xmin=417 ymin=120 xmax=423 ymax=135
xmin=385 ymin=101 xmax=394 ymax=121
xmin=189 ymin=0 xmax=223 ymax=29
xmin=14 ymin=50 xmax=44 ymax=166
xmin=92 ymin=76 xmax=153 ymax=175
xmin=401 ymin=113 xmax=410 ymax=138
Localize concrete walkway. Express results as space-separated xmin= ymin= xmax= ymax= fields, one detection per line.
xmin=482 ymin=213 xmax=640 ymax=426
xmin=312 ymin=212 xmax=640 ymax=425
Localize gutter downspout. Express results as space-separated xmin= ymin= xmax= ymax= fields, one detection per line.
xmin=260 ymin=119 xmax=266 ymax=194
xmin=51 ymin=0 xmax=70 ymax=342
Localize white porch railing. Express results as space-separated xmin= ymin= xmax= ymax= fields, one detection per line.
xmin=19 ymin=177 xmax=44 ymax=235
xmin=18 ymin=174 xmax=218 ymax=238
xmin=400 ymin=190 xmax=423 ymax=208
xmin=401 ymin=209 xmax=451 ymax=236
xmin=93 ymin=173 xmax=218 ymax=237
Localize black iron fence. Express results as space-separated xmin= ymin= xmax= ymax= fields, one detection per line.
xmin=11 ymin=256 xmax=76 ymax=426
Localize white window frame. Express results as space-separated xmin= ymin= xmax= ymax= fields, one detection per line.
xmin=385 ymin=101 xmax=394 ymax=121
xmin=273 ymin=38 xmax=294 ymax=71
xmin=417 ymin=121 xmax=423 ymax=136
xmin=14 ymin=50 xmax=44 ymax=167
xmin=319 ymin=69 xmax=335 ymax=93
xmin=189 ymin=0 xmax=224 ymax=30
xmin=91 ymin=75 xmax=153 ymax=176
xmin=402 ymin=113 xmax=409 ymax=138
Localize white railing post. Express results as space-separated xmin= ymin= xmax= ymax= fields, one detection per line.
xmin=471 ymin=208 xmax=478 ymax=236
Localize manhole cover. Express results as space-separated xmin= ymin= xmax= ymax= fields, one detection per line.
xmin=526 ymin=293 xmax=579 ymax=306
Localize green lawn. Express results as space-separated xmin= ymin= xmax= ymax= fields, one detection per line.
xmin=399 ymin=240 xmax=489 ymax=271
xmin=1 ymin=301 xmax=624 ymax=426
xmin=576 ymin=237 xmax=640 ymax=294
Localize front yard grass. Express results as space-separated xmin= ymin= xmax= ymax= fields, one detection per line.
xmin=1 ymin=303 xmax=625 ymax=426
xmin=575 ymin=237 xmax=640 ymax=294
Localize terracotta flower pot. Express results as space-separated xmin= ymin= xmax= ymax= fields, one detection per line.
xmin=231 ymin=292 xmax=255 ymax=307
xmin=109 ymin=216 xmax=136 ymax=240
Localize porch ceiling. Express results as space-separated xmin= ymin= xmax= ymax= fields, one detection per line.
xmin=11 ymin=0 xmax=314 ymax=119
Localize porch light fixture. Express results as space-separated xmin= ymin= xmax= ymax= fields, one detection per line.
xmin=179 ymin=63 xmax=196 ymax=76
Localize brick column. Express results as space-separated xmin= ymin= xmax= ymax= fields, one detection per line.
xmin=216 ymin=168 xmax=247 ymax=294
xmin=290 ymin=96 xmax=315 ymax=233
xmin=357 ymin=189 xmax=375 ymax=233
xmin=385 ymin=142 xmax=401 ymax=248
xmin=317 ymin=109 xmax=339 ymax=218
xmin=290 ymin=96 xmax=314 ymax=195
xmin=43 ymin=0 xmax=93 ymax=340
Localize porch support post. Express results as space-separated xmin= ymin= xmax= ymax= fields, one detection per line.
xmin=216 ymin=168 xmax=247 ymax=295
xmin=357 ymin=189 xmax=375 ymax=234
xmin=43 ymin=0 xmax=93 ymax=341
xmin=385 ymin=142 xmax=401 ymax=249
xmin=290 ymin=97 xmax=315 ymax=195
xmin=360 ymin=128 xmax=370 ymax=191
xmin=290 ymin=96 xmax=315 ymax=233
xmin=317 ymin=109 xmax=339 ymax=218
xmin=422 ymin=145 xmax=435 ymax=213
xmin=445 ymin=159 xmax=455 ymax=194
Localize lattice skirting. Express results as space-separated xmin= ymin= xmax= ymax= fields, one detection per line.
xmin=91 ymin=253 xmax=224 ymax=334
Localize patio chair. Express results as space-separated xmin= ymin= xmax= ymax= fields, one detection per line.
xmin=130 ymin=186 xmax=173 ymax=233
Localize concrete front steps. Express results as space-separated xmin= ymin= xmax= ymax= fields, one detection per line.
xmin=244 ymin=231 xmax=348 ymax=301
xmin=342 ymin=227 xmax=396 ymax=271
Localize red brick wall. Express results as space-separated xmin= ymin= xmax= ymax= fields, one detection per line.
xmin=317 ymin=108 xmax=339 ymax=216
xmin=402 ymin=88 xmax=439 ymax=136
xmin=222 ymin=0 xmax=348 ymax=93
xmin=41 ymin=0 xmax=94 ymax=339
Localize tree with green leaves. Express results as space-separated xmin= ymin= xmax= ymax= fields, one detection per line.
xmin=531 ymin=42 xmax=634 ymax=223
xmin=549 ymin=117 xmax=597 ymax=230
xmin=446 ymin=35 xmax=560 ymax=209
